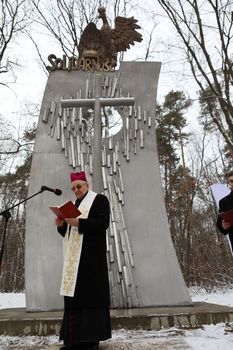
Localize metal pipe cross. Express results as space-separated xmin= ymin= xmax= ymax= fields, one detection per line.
xmin=61 ymin=74 xmax=135 ymax=193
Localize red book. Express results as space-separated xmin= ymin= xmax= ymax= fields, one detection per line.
xmin=50 ymin=201 xmax=81 ymax=220
xmin=219 ymin=209 xmax=233 ymax=225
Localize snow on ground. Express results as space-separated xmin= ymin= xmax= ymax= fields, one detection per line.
xmin=0 ymin=289 xmax=233 ymax=349
xmin=190 ymin=287 xmax=233 ymax=307
xmin=0 ymin=293 xmax=25 ymax=310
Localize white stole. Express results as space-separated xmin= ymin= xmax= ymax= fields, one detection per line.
xmin=60 ymin=190 xmax=97 ymax=297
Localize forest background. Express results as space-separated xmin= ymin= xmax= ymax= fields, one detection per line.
xmin=0 ymin=0 xmax=232 ymax=293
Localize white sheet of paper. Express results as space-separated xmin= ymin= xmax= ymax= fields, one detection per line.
xmin=210 ymin=183 xmax=231 ymax=209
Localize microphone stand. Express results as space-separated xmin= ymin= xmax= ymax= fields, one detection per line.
xmin=0 ymin=187 xmax=45 ymax=267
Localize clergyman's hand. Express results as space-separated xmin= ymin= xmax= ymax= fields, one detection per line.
xmin=65 ymin=218 xmax=79 ymax=227
xmin=55 ymin=217 xmax=65 ymax=227
xmin=222 ymin=220 xmax=231 ymax=230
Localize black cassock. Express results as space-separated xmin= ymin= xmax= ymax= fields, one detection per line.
xmin=216 ymin=190 xmax=233 ymax=250
xmin=57 ymin=192 xmax=111 ymax=347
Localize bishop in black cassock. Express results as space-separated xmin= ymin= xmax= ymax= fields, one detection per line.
xmin=55 ymin=171 xmax=111 ymax=350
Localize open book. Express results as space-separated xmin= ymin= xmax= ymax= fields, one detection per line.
xmin=50 ymin=201 xmax=81 ymax=220
xmin=219 ymin=209 xmax=233 ymax=226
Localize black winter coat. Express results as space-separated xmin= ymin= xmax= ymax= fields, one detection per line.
xmin=58 ymin=193 xmax=110 ymax=309
xmin=216 ymin=191 xmax=233 ymax=250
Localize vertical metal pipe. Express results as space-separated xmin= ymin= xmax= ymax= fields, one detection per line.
xmin=112 ymin=222 xmax=122 ymax=273
xmin=109 ymin=244 xmax=114 ymax=263
xmin=121 ymin=280 xmax=126 ymax=305
xmin=129 ymin=105 xmax=133 ymax=117
xmin=140 ymin=129 xmax=144 ymax=148
xmin=61 ymin=121 xmax=65 ymax=150
xmin=107 ymin=77 xmax=112 ymax=97
xmin=42 ymin=109 xmax=49 ymax=123
xmin=102 ymin=166 xmax=108 ymax=190
xmin=123 ymin=131 xmax=127 ymax=157
xmin=120 ymin=231 xmax=133 ymax=286
xmin=93 ymin=74 xmax=103 ymax=193
xmin=108 ymin=137 xmax=113 ymax=150
xmin=113 ymin=152 xmax=117 ymax=173
xmin=106 ymin=231 xmax=110 ymax=252
xmin=85 ymin=79 xmax=89 ymax=98
xmin=117 ymin=202 xmax=135 ymax=268
xmin=56 ymin=118 xmax=61 ymax=140
xmin=102 ymin=146 xmax=106 ymax=166
xmin=68 ymin=144 xmax=72 ymax=165
xmin=115 ymin=142 xmax=120 ymax=163
xmin=49 ymin=101 xmax=57 ymax=136
xmin=63 ymin=108 xmax=67 ymax=128
xmin=123 ymin=229 xmax=135 ymax=268
xmin=126 ymin=133 xmax=130 ymax=162
xmin=117 ymin=188 xmax=122 ymax=202
xmin=107 ymin=183 xmax=115 ymax=222
xmin=143 ymin=110 xmax=147 ymax=123
xmin=118 ymin=168 xmax=124 ymax=193
xmin=109 ymin=221 xmax=114 ymax=238
xmin=76 ymin=135 xmax=81 ymax=166
xmin=80 ymin=152 xmax=84 ymax=171
xmin=64 ymin=138 xmax=68 ymax=158
xmin=123 ymin=266 xmax=131 ymax=307
xmin=89 ymin=153 xmax=93 ymax=175
xmin=70 ymin=134 xmax=76 ymax=168
xmin=148 ymin=116 xmax=151 ymax=127
xmin=107 ymin=154 xmax=111 ymax=168
xmin=113 ymin=179 xmax=118 ymax=195
xmin=111 ymin=73 xmax=119 ymax=97
xmin=71 ymin=107 xmax=76 ymax=127
xmin=126 ymin=116 xmax=129 ymax=130
xmin=135 ymin=117 xmax=138 ymax=131
xmin=138 ymin=105 xmax=142 ymax=120
xmin=129 ymin=129 xmax=132 ymax=141
xmin=78 ymin=108 xmax=82 ymax=129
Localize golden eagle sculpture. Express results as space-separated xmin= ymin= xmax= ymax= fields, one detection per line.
xmin=78 ymin=6 xmax=143 ymax=68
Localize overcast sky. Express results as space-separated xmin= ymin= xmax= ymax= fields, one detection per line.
xmin=0 ymin=0 xmax=206 ymax=138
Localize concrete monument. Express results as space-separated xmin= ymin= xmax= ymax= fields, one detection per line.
xmin=25 ymin=8 xmax=192 ymax=311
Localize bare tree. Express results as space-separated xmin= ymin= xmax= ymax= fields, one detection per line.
xmin=0 ymin=0 xmax=31 ymax=86
xmin=0 ymin=103 xmax=38 ymax=174
xmin=30 ymin=0 xmax=139 ymax=58
xmin=157 ymin=0 xmax=233 ymax=154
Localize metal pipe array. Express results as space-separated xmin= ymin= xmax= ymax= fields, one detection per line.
xmin=42 ymin=72 xmax=155 ymax=308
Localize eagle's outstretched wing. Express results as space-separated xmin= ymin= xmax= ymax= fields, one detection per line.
xmin=78 ymin=23 xmax=102 ymax=56
xmin=111 ymin=16 xmax=142 ymax=52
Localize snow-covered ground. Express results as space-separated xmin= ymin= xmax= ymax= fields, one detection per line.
xmin=0 ymin=289 xmax=233 ymax=349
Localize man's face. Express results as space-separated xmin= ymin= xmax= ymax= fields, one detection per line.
xmin=71 ymin=180 xmax=89 ymax=199
xmin=228 ymin=176 xmax=233 ymax=190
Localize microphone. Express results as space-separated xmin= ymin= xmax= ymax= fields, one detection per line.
xmin=40 ymin=186 xmax=62 ymax=196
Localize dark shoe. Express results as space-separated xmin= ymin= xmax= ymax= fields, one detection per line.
xmin=59 ymin=347 xmax=70 ymax=350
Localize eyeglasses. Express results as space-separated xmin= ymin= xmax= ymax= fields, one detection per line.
xmin=71 ymin=183 xmax=86 ymax=191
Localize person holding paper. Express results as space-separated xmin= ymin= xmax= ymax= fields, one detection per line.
xmin=55 ymin=171 xmax=111 ymax=350
xmin=216 ymin=170 xmax=233 ymax=250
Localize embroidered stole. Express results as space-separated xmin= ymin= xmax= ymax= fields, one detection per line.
xmin=60 ymin=190 xmax=97 ymax=297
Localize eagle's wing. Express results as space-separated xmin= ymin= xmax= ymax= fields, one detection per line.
xmin=78 ymin=23 xmax=102 ymax=55
xmin=111 ymin=16 xmax=142 ymax=52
